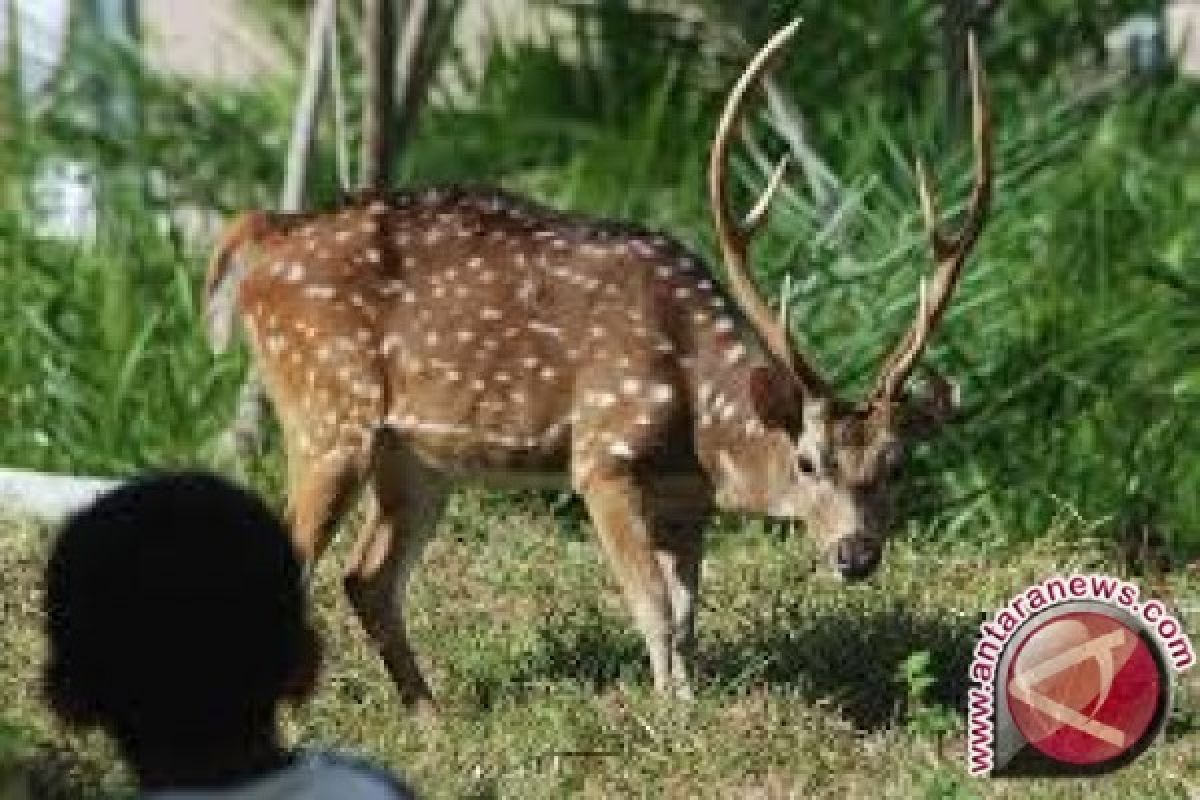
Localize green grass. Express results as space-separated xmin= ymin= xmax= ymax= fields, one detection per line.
xmin=1 ymin=506 xmax=1197 ymax=798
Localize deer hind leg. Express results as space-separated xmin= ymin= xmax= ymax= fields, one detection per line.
xmin=343 ymin=434 xmax=447 ymax=712
xmin=648 ymin=484 xmax=711 ymax=699
xmin=284 ymin=442 xmax=367 ymax=568
xmin=575 ymin=463 xmax=675 ymax=696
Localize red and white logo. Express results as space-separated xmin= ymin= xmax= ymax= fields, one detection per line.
xmin=966 ymin=574 xmax=1192 ymax=777
xmin=1006 ymin=611 xmax=1162 ymax=766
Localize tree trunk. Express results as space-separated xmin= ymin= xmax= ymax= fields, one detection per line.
xmin=393 ymin=0 xmax=434 ymax=160
xmin=360 ymin=0 xmax=397 ymax=190
xmin=282 ymin=0 xmax=335 ymax=211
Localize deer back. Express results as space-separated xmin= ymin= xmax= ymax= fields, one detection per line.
xmin=210 ymin=188 xmax=777 ymax=485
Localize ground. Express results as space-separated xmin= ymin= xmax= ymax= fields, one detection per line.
xmin=1 ymin=494 xmax=1197 ymax=799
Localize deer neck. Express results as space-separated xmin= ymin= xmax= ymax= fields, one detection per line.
xmin=686 ymin=333 xmax=792 ymax=512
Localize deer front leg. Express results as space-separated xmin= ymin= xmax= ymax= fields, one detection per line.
xmin=575 ymin=464 xmax=676 ymax=696
xmin=652 ymin=507 xmax=709 ymax=699
xmin=343 ymin=443 xmax=447 ymax=712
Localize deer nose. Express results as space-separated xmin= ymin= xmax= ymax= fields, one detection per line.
xmin=833 ymin=537 xmax=881 ymax=581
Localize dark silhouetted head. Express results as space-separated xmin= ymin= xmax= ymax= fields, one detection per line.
xmin=43 ymin=471 xmax=319 ymax=751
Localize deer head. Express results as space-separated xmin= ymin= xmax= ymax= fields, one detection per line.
xmin=706 ymin=20 xmax=993 ymax=580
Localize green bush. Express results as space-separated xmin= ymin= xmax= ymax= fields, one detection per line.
xmin=1 ymin=0 xmax=1196 ymax=558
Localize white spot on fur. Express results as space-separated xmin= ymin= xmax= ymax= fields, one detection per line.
xmin=609 ymin=440 xmax=635 ymax=459
xmin=304 ymin=285 xmax=336 ymax=300
xmin=590 ymin=391 xmax=617 ymax=408
xmin=529 ymin=321 xmax=562 ymax=338
xmin=381 ymin=333 xmax=403 ymax=356
xmin=517 ymin=278 xmax=537 ymax=303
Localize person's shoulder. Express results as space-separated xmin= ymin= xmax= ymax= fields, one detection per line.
xmin=139 ymin=750 xmax=416 ymax=800
xmin=296 ymin=750 xmax=416 ymax=799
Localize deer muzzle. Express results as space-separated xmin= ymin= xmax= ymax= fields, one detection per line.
xmin=831 ymin=535 xmax=883 ymax=582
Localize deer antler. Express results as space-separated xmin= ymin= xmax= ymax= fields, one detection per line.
xmin=709 ymin=18 xmax=828 ymax=396
xmin=869 ymin=32 xmax=993 ymax=409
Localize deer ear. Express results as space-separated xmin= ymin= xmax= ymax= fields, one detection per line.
xmin=746 ymin=366 xmax=773 ymax=409
xmin=902 ymin=375 xmax=960 ymax=439
xmin=746 ymin=366 xmax=792 ymax=426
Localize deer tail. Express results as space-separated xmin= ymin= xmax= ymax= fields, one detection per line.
xmin=204 ymin=211 xmax=274 ymax=353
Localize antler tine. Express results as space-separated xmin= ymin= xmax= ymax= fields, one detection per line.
xmin=709 ymin=18 xmax=828 ymax=395
xmin=876 ymin=277 xmax=931 ymax=404
xmin=744 ymin=153 xmax=791 ymax=233
xmin=914 ymin=158 xmax=951 ymax=257
xmin=869 ymin=30 xmax=993 ymax=407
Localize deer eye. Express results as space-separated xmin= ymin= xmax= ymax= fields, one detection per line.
xmin=877 ymin=443 xmax=903 ymax=477
xmin=795 ymin=454 xmax=817 ymax=476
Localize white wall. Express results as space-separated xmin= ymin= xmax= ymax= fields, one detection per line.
xmin=0 ymin=0 xmax=71 ymax=98
xmin=140 ymin=0 xmax=285 ymax=85
xmin=1166 ymin=0 xmax=1200 ymax=78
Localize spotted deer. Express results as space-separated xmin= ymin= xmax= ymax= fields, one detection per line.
xmin=205 ymin=21 xmax=992 ymax=707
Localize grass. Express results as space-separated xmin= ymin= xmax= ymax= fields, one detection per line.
xmin=1 ymin=502 xmax=1197 ymax=798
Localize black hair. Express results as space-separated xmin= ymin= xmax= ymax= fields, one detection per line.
xmin=43 ymin=471 xmax=316 ymax=747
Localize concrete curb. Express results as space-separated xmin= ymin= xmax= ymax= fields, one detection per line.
xmin=0 ymin=468 xmax=120 ymax=525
